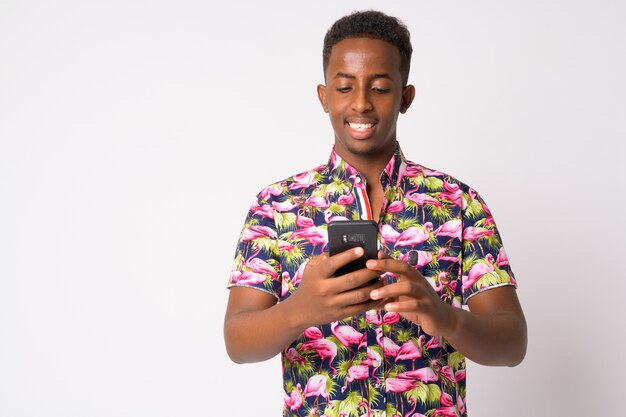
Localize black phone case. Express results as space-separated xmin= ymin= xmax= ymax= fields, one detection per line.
xmin=328 ymin=220 xmax=378 ymax=276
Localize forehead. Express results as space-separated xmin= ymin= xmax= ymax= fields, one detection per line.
xmin=326 ymin=37 xmax=402 ymax=77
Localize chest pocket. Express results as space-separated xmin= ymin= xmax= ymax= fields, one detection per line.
xmin=405 ymin=229 xmax=462 ymax=304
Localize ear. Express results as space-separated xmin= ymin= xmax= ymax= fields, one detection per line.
xmin=317 ymin=84 xmax=329 ymax=113
xmin=400 ymin=84 xmax=416 ymax=114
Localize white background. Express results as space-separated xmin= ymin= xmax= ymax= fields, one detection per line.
xmin=1 ymin=1 xmax=625 ymax=416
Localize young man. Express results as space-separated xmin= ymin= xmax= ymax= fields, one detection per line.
xmin=224 ymin=10 xmax=526 ymax=417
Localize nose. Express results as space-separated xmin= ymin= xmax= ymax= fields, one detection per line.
xmin=352 ymin=87 xmax=373 ymax=113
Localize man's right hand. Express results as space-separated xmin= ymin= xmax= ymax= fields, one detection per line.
xmin=287 ymin=247 xmax=384 ymax=328
xmin=224 ymin=248 xmax=383 ymax=363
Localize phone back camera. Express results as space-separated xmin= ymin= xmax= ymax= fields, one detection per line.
xmin=343 ymin=233 xmax=365 ymax=243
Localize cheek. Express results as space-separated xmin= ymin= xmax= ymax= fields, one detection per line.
xmin=327 ymin=106 xmax=346 ymax=123
xmin=381 ymin=99 xmax=402 ymax=114
xmin=327 ymin=94 xmax=350 ymax=111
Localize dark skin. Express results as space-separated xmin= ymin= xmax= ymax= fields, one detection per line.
xmin=317 ymin=38 xmax=414 ymax=222
xmin=224 ymin=37 xmax=527 ymax=367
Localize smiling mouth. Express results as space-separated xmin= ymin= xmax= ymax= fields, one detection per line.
xmin=347 ymin=122 xmax=375 ymax=131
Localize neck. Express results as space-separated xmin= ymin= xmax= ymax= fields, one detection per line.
xmin=334 ymin=142 xmax=396 ymax=185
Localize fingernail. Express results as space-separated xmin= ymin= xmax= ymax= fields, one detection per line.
xmin=354 ymin=247 xmax=364 ymax=256
xmin=370 ymin=289 xmax=380 ymax=299
xmin=366 ymin=260 xmax=376 ymax=268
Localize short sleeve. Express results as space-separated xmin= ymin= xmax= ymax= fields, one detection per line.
xmin=460 ymin=188 xmax=517 ymax=304
xmin=227 ymin=195 xmax=282 ymax=299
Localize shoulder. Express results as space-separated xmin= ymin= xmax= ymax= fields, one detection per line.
xmin=254 ymin=162 xmax=329 ymax=203
xmin=403 ymin=158 xmax=476 ymax=194
xmin=401 ymin=158 xmax=494 ymax=218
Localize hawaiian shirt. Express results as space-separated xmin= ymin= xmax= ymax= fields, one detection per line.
xmin=228 ymin=144 xmax=516 ymax=417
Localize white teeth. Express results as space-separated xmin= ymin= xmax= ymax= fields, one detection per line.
xmin=348 ymin=122 xmax=374 ymax=131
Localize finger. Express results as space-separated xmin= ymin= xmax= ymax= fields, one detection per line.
xmin=336 ymin=285 xmax=379 ymax=308
xmin=341 ymin=297 xmax=387 ymax=316
xmin=369 ymin=280 xmax=428 ymax=301
xmin=366 ymin=258 xmax=424 ymax=279
xmin=323 ymin=247 xmax=365 ymax=277
xmin=334 ymin=268 xmax=382 ymax=293
xmin=382 ymin=299 xmax=421 ymax=313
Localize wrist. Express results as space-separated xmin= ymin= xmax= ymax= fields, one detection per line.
xmin=281 ymin=294 xmax=309 ymax=334
xmin=443 ymin=304 xmax=464 ymax=341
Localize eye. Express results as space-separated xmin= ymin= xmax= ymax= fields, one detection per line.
xmin=336 ymin=87 xmax=352 ymax=93
xmin=372 ymin=87 xmax=391 ymax=94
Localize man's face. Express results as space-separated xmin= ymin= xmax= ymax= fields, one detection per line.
xmin=318 ymin=37 xmax=414 ymax=159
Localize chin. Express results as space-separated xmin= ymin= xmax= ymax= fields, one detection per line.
xmin=345 ymin=145 xmax=382 ymax=157
xmin=342 ymin=138 xmax=394 ymax=157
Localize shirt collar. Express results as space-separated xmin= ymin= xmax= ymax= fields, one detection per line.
xmin=326 ymin=143 xmax=407 ymax=189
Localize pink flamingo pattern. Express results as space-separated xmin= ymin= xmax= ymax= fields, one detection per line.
xmin=303 ymin=374 xmax=330 ymax=398
xmin=300 ymin=338 xmax=338 ymax=375
xmin=331 ymin=321 xmax=365 ymax=348
xmin=228 ymin=145 xmax=516 ymax=416
xmin=283 ymin=384 xmax=303 ymax=411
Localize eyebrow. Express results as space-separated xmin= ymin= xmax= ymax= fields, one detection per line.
xmin=334 ymin=72 xmax=391 ymax=80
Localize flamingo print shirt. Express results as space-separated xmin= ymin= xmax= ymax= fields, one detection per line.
xmin=228 ymin=144 xmax=516 ymax=417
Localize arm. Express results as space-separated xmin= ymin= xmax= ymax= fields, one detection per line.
xmin=224 ymin=248 xmax=384 ymax=364
xmin=223 ymin=287 xmax=300 ymax=364
xmin=367 ymin=257 xmax=527 ymax=367
xmin=444 ymin=286 xmax=527 ymax=366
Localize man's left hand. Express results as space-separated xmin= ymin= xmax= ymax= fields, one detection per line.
xmin=366 ymin=252 xmax=457 ymax=338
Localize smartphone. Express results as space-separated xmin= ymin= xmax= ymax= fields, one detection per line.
xmin=327 ymin=220 xmax=378 ymax=278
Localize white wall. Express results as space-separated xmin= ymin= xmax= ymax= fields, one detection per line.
xmin=1 ymin=1 xmax=624 ymax=416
